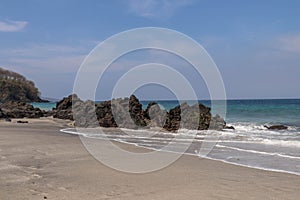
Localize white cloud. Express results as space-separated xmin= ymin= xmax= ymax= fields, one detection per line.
xmin=126 ymin=0 xmax=195 ymax=19
xmin=277 ymin=35 xmax=300 ymax=53
xmin=0 ymin=20 xmax=28 ymax=32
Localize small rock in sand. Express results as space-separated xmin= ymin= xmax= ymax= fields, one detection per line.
xmin=16 ymin=120 xmax=29 ymax=124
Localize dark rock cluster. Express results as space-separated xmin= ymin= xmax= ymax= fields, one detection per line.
xmin=52 ymin=94 xmax=77 ymax=120
xmin=96 ymin=95 xmax=147 ymax=129
xmin=0 ymin=101 xmax=45 ymax=119
xmin=163 ymin=102 xmax=226 ymax=131
xmin=52 ymin=94 xmax=227 ymax=131
xmin=54 ymin=94 xmax=148 ymax=129
xmin=0 ymin=92 xmax=227 ymax=131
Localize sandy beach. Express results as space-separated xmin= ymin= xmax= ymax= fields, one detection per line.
xmin=0 ymin=118 xmax=299 ymax=200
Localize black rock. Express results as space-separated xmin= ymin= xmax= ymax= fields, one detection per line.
xmin=224 ymin=126 xmax=235 ymax=130
xmin=17 ymin=120 xmax=29 ymax=123
xmin=0 ymin=108 xmax=6 ymax=119
xmin=264 ymin=125 xmax=288 ymax=130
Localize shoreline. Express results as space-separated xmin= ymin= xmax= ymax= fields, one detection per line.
xmin=1 ymin=118 xmax=300 ymax=199
xmin=61 ymin=127 xmax=300 ymax=177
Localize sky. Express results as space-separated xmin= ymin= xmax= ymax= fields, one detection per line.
xmin=0 ymin=0 xmax=300 ymax=100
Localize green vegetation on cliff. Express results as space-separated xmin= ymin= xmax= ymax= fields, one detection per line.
xmin=0 ymin=67 xmax=45 ymax=103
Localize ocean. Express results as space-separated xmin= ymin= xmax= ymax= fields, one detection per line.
xmin=32 ymin=99 xmax=300 ymax=175
xmin=31 ymin=102 xmax=56 ymax=111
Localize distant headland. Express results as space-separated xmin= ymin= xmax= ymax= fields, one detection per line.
xmin=0 ymin=67 xmax=47 ymax=103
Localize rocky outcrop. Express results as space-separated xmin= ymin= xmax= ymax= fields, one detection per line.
xmin=210 ymin=114 xmax=227 ymax=130
xmin=128 ymin=95 xmax=147 ymax=127
xmin=0 ymin=101 xmax=44 ymax=118
xmin=73 ymin=99 xmax=98 ymax=127
xmin=264 ymin=125 xmax=288 ymax=130
xmin=53 ymin=94 xmax=226 ymax=131
xmin=95 ymin=100 xmax=117 ymax=127
xmin=143 ymin=102 xmax=167 ymax=128
xmin=54 ymin=94 xmax=148 ymax=129
xmin=163 ymin=102 xmax=226 ymax=131
xmin=53 ymin=94 xmax=81 ymax=120
xmin=95 ymin=95 xmax=147 ymax=129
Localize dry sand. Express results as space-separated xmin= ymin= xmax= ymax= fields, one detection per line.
xmin=0 ymin=117 xmax=299 ymax=200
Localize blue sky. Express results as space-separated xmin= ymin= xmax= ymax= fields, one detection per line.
xmin=0 ymin=0 xmax=300 ymax=100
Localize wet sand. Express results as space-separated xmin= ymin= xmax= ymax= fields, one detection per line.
xmin=0 ymin=118 xmax=299 ymax=200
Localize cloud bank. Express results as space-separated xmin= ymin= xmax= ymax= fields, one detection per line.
xmin=0 ymin=20 xmax=28 ymax=32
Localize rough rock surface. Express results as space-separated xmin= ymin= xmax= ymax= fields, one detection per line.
xmin=163 ymin=102 xmax=226 ymax=131
xmin=54 ymin=94 xmax=148 ymax=129
xmin=53 ymin=94 xmax=227 ymax=131
xmin=53 ymin=94 xmax=81 ymax=120
xmin=0 ymin=101 xmax=44 ymax=118
xmin=143 ymin=102 xmax=167 ymax=128
xmin=95 ymin=95 xmax=147 ymax=129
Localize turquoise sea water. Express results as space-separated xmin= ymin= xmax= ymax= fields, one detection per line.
xmin=31 ymin=102 xmax=56 ymax=111
xmin=33 ymin=99 xmax=300 ymax=175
